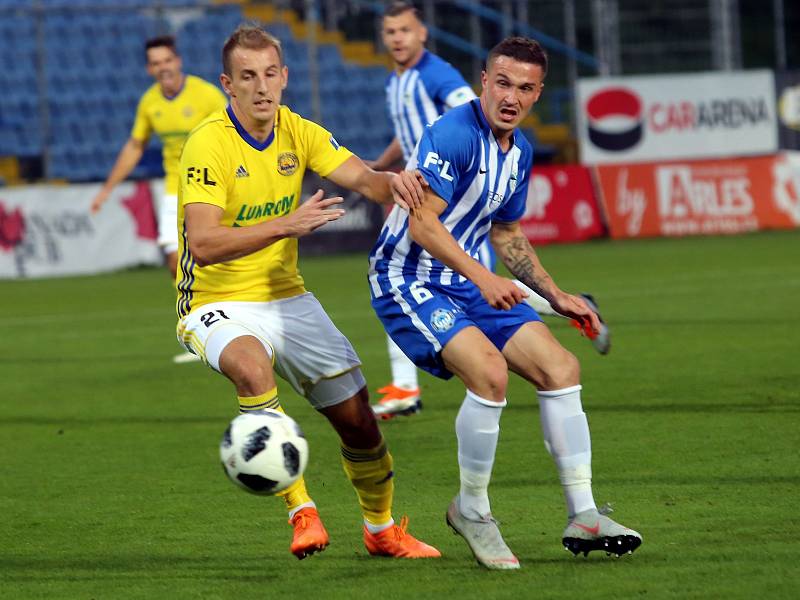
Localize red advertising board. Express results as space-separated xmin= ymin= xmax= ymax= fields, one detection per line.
xmin=594 ymin=154 xmax=800 ymax=239
xmin=520 ymin=165 xmax=605 ymax=245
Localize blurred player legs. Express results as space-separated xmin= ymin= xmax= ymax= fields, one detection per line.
xmin=152 ymin=180 xmax=200 ymax=364
xmin=372 ymin=335 xmax=421 ymax=419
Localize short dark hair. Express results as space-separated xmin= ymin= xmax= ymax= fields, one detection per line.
xmin=384 ymin=1 xmax=421 ymax=20
xmin=487 ymin=36 xmax=548 ymax=75
xmin=222 ymin=23 xmax=283 ymax=76
xmin=144 ymin=35 xmax=178 ymax=59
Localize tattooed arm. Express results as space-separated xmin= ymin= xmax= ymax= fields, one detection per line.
xmin=490 ymin=220 xmax=558 ymax=301
xmin=490 ymin=220 xmax=600 ymax=331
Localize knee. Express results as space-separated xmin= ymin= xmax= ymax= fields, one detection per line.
xmin=540 ymin=350 xmax=580 ymax=390
xmin=474 ymin=353 xmax=509 ymax=400
xmin=224 ymin=353 xmax=273 ymax=395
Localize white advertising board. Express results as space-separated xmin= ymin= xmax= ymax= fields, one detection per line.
xmin=577 ymin=70 xmax=778 ymax=165
xmin=0 ymin=181 xmax=161 ymax=279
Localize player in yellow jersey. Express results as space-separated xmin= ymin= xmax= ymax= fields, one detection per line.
xmin=91 ymin=36 xmax=227 ymax=279
xmin=175 ymin=24 xmax=439 ymax=561
xmin=90 ymin=35 xmax=226 ymax=364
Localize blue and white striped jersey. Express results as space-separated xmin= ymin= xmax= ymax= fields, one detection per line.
xmin=386 ymin=50 xmax=475 ymax=161
xmin=369 ymin=99 xmax=533 ymax=298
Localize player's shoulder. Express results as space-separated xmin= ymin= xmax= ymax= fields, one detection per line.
xmin=416 ymin=51 xmax=466 ymax=87
xmin=138 ymin=81 xmax=162 ymax=104
xmin=429 ymin=100 xmax=479 ymax=134
xmin=184 ymin=109 xmax=228 ymax=146
xmin=417 ymin=51 xmax=459 ymax=77
xmin=277 ymin=105 xmax=330 ymax=140
xmin=276 ymin=104 xmax=305 ymax=130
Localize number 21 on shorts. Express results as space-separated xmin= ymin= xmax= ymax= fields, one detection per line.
xmin=200 ymin=309 xmax=230 ymax=328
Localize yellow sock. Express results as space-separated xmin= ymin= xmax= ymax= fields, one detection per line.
xmin=341 ymin=439 xmax=394 ymax=526
xmin=237 ymin=390 xmax=313 ymax=513
xmin=238 ymin=388 xmax=280 ymax=413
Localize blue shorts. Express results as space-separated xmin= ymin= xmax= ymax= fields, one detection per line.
xmin=371 ymin=281 xmax=541 ymax=379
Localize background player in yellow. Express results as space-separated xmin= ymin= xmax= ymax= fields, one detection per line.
xmin=175 ymin=24 xmax=438 ymax=561
xmin=90 ymin=35 xmax=227 ymax=281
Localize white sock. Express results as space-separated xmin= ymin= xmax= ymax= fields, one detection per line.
xmin=288 ymin=501 xmax=316 ymax=520
xmin=364 ymin=518 xmax=394 ymax=534
xmin=455 ymin=390 xmax=506 ymax=519
xmin=387 ymin=334 xmax=418 ymax=389
xmin=538 ymin=385 xmax=597 ymax=517
xmin=512 ymin=280 xmax=562 ymax=317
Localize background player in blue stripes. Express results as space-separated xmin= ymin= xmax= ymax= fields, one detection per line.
xmin=369 ymin=36 xmax=641 ymax=569
xmin=368 ymin=2 xmax=609 ymax=420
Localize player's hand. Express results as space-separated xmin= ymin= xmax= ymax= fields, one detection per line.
xmin=551 ymin=292 xmax=601 ymax=337
xmin=391 ymin=169 xmax=428 ymax=217
xmin=89 ymin=189 xmax=110 ymax=214
xmin=284 ymin=189 xmax=345 ymax=237
xmin=476 ymin=272 xmax=528 ymax=310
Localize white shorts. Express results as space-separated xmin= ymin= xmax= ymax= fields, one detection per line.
xmin=153 ymin=179 xmax=178 ymax=254
xmin=176 ymin=293 xmax=365 ymax=409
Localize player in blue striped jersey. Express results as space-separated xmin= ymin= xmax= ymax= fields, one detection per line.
xmin=369 ymin=2 xmax=608 ymax=420
xmin=368 ymin=2 xmax=475 ymax=417
xmin=369 ymin=37 xmax=641 ymax=569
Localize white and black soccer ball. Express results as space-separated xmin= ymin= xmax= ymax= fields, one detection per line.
xmin=220 ymin=411 xmax=308 ymax=495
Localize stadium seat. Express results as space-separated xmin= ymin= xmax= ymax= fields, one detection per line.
xmin=2 ymin=2 xmax=402 ymax=179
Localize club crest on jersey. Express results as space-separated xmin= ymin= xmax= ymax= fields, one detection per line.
xmin=182 ymin=106 xmax=194 ymax=118
xmin=422 ymin=152 xmax=454 ymax=181
xmin=487 ymin=190 xmax=505 ymax=210
xmin=430 ymin=308 xmax=457 ymax=333
xmin=277 ymin=152 xmax=299 ymax=176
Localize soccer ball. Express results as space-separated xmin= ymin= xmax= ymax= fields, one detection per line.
xmin=219 ymin=410 xmax=309 ymax=495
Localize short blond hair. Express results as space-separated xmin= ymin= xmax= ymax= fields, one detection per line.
xmin=222 ymin=24 xmax=283 ymax=75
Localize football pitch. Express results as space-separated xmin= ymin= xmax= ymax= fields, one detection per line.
xmin=2 ymin=230 xmax=798 ymax=599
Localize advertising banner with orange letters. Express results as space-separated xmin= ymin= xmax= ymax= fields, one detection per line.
xmin=594 ymin=154 xmax=800 ymax=239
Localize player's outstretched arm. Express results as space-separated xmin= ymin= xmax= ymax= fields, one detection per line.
xmin=185 ymin=189 xmax=344 ymax=267
xmin=89 ymin=138 xmax=145 ymax=213
xmin=326 ymin=156 xmax=425 ymax=209
xmin=408 ymin=191 xmax=526 ymax=310
xmin=490 ymin=221 xmax=600 ymax=331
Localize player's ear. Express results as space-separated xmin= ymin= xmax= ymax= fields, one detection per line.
xmin=281 ymin=65 xmax=288 ymax=90
xmin=220 ymin=73 xmax=234 ymax=97
xmin=420 ymin=24 xmax=428 ymax=45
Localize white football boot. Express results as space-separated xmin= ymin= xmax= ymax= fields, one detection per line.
xmin=446 ymin=498 xmax=520 ymax=570
xmin=562 ymin=505 xmax=642 ymax=557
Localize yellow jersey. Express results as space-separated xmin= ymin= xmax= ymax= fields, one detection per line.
xmin=131 ymin=74 xmax=227 ymax=195
xmin=176 ymin=105 xmax=353 ymax=317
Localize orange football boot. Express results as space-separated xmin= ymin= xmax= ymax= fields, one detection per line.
xmin=363 ymin=516 xmax=441 ymax=558
xmin=289 ymin=507 xmax=330 ymax=559
xmin=372 ymin=385 xmax=422 ymax=420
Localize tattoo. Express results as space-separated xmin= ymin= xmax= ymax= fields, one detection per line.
xmin=502 ymin=234 xmax=551 ymax=294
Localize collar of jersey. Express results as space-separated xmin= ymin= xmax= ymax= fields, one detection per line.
xmin=470 ymin=98 xmax=516 ymax=154
xmin=226 ymin=105 xmax=275 ymax=151
xmin=161 ymin=76 xmax=186 ymax=101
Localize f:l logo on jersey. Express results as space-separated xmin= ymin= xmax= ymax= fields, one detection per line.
xmin=423 ymin=152 xmax=454 ymax=181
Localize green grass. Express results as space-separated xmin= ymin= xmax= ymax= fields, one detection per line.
xmin=2 ymin=230 xmax=799 ymax=599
